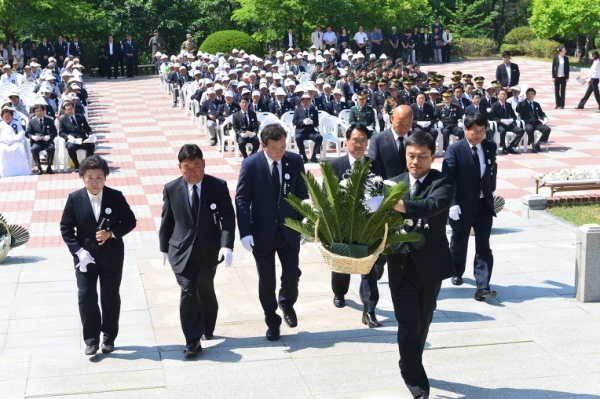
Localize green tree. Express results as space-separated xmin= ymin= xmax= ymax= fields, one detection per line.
xmin=529 ymin=0 xmax=600 ymax=58
xmin=451 ymin=0 xmax=498 ymax=38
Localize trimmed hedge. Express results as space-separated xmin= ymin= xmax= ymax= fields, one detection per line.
xmin=503 ymin=26 xmax=536 ymax=45
xmin=499 ymin=43 xmax=524 ymax=56
xmin=199 ymin=30 xmax=263 ymax=56
xmin=453 ymin=38 xmax=497 ymax=57
xmin=521 ymin=39 xmax=562 ymax=58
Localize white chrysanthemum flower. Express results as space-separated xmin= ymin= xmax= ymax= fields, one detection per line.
xmin=405 ymin=219 xmax=413 ymax=226
xmin=371 ymin=176 xmax=383 ymax=184
xmin=302 ymin=199 xmax=312 ymax=205
xmin=339 ymin=179 xmax=348 ymax=188
xmin=383 ymin=179 xmax=396 ymax=187
xmin=400 ymin=229 xmax=407 ymax=235
xmin=302 ymin=218 xmax=308 ymax=224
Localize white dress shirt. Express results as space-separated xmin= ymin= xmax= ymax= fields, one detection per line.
xmin=87 ymin=189 xmax=103 ymax=222
xmin=186 ymin=181 xmax=202 ymax=207
xmin=264 ymin=153 xmax=282 ymax=184
xmin=467 ymin=139 xmax=486 ymax=197
xmin=408 ymin=173 xmax=427 ymax=199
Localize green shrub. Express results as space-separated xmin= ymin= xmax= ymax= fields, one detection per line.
xmin=499 ymin=43 xmax=524 ymax=56
xmin=199 ymin=30 xmax=263 ymax=56
xmin=453 ymin=38 xmax=497 ymax=57
xmin=503 ymin=26 xmax=536 ymax=44
xmin=521 ymin=39 xmax=562 ymax=58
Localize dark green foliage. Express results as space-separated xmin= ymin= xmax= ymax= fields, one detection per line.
xmin=503 ymin=26 xmax=536 ymax=44
xmin=453 ymin=38 xmax=498 ymax=57
xmin=0 ymin=214 xmax=30 ymax=248
xmin=499 ymin=43 xmax=524 ymax=55
xmin=199 ymin=30 xmax=262 ymax=56
xmin=520 ymin=39 xmax=562 ymax=58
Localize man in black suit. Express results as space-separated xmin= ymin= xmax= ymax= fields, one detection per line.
xmin=453 ymin=86 xmax=470 ymax=110
xmin=54 ymin=35 xmax=68 ymax=68
xmin=69 ymin=37 xmax=83 ymax=59
xmin=159 ymin=144 xmax=235 ymax=355
xmin=442 ymin=112 xmax=497 ymax=301
xmin=464 ymin=92 xmax=494 ymax=141
xmin=38 ymin=36 xmax=54 ymax=69
xmin=282 ymin=27 xmax=296 ymax=49
xmin=387 ymin=131 xmax=456 ymax=399
xmin=104 ymin=36 xmax=123 ymax=79
xmin=341 ymin=74 xmax=361 ymax=107
xmin=410 ymin=92 xmax=437 ymax=142
xmin=368 ymin=104 xmax=412 ymax=179
xmin=232 ymin=97 xmax=260 ymax=158
xmin=122 ymin=34 xmax=136 ymax=78
xmin=269 ymin=87 xmax=294 ymax=117
xmin=329 ymin=123 xmax=383 ymax=327
xmin=292 ymin=93 xmax=322 ymax=163
xmin=26 ymin=103 xmax=57 ymax=175
xmin=490 ymin=88 xmax=524 ymax=154
xmin=60 ymin=156 xmax=137 ymax=355
xmin=517 ymin=88 xmax=551 ymax=153
xmin=495 ymin=51 xmax=520 ymax=91
xmin=59 ymin=102 xmax=94 ymax=171
xmin=327 ymin=88 xmax=349 ymax=116
xmin=235 ymin=124 xmax=309 ymax=341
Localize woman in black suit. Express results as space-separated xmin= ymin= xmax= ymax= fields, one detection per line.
xmin=60 ymin=156 xmax=137 ymax=355
xmin=551 ymin=46 xmax=569 ymax=109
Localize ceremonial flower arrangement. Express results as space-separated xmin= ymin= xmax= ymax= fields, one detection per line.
xmin=539 ymin=169 xmax=600 ymax=183
xmin=0 ymin=213 xmax=30 ymax=263
xmin=284 ymin=160 xmax=419 ymax=274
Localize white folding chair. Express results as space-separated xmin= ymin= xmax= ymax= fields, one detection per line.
xmin=257 ymin=112 xmax=277 ymax=124
xmin=280 ymin=111 xmax=296 ymax=150
xmin=319 ymin=116 xmax=344 ymax=159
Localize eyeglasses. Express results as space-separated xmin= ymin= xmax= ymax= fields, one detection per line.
xmin=350 ymin=139 xmax=368 ymax=145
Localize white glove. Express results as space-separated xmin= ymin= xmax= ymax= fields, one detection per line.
xmin=162 ymin=252 xmax=168 ymax=266
xmin=458 ymin=121 xmax=464 ymax=128
xmin=303 ymin=118 xmax=313 ymax=125
xmin=423 ymin=121 xmax=431 ymax=128
xmin=44 ymin=135 xmax=51 ymax=141
xmin=67 ymin=135 xmax=75 ymax=143
xmin=486 ymin=108 xmax=492 ymax=113
xmin=383 ymin=113 xmax=390 ymax=123
xmin=449 ymin=205 xmax=461 ymax=221
xmin=241 ymin=235 xmax=254 ymax=252
xmin=363 ymin=196 xmax=384 ymax=213
xmin=75 ymin=248 xmax=95 ymax=273
xmin=542 ymin=117 xmax=549 ymax=126
xmin=33 ymin=135 xmax=43 ymax=141
xmin=218 ymin=247 xmax=233 ymax=268
xmin=438 ymin=121 xmax=444 ymax=128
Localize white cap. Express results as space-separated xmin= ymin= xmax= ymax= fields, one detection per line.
xmin=323 ymin=83 xmax=331 ymax=89
xmin=510 ymin=85 xmax=521 ymax=91
xmin=310 ymin=45 xmax=317 ymax=49
xmin=316 ymin=78 xmax=325 ymax=84
xmin=224 ymin=91 xmax=233 ymax=97
xmin=275 ymin=87 xmax=286 ymax=96
xmin=428 ymin=88 xmax=440 ymax=94
xmin=193 ymin=70 xmax=201 ymax=76
xmin=273 ymin=73 xmax=282 ymax=80
xmin=307 ymin=55 xmax=315 ymax=61
xmin=206 ymin=88 xmax=216 ymax=94
xmin=380 ymin=53 xmax=388 ymax=60
xmin=214 ymin=83 xmax=223 ymax=91
xmin=370 ymin=54 xmax=376 ymax=60
xmin=301 ymin=93 xmax=311 ymax=99
xmin=294 ymin=86 xmax=304 ymax=94
xmin=323 ymin=50 xmax=331 ymax=55
xmin=252 ymin=90 xmax=260 ymax=96
xmin=241 ymin=88 xmax=251 ymax=95
xmin=333 ymin=88 xmax=342 ymax=95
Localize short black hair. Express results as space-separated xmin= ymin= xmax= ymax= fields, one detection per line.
xmin=526 ymin=87 xmax=536 ymax=95
xmin=471 ymin=91 xmax=482 ymax=98
xmin=32 ymin=103 xmax=46 ymax=111
xmin=79 ymin=155 xmax=109 ymax=178
xmin=501 ymin=51 xmax=511 ymax=57
xmin=62 ymin=102 xmax=74 ymax=110
xmin=498 ymin=88 xmax=508 ymax=96
xmin=406 ymin=131 xmax=435 ymax=155
xmin=345 ymin=123 xmax=372 ymax=140
xmin=178 ymin=144 xmax=204 ymax=163
xmin=464 ymin=112 xmax=488 ymax=129
xmin=261 ymin=123 xmax=287 ymax=145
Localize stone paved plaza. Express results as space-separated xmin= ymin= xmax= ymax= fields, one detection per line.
xmin=1 ymin=58 xmax=600 ymax=398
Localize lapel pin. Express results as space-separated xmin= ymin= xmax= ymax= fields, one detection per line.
xmin=105 ymin=208 xmax=112 ymax=215
xmin=284 ymin=173 xmax=290 ymax=180
xmin=487 ymin=159 xmax=491 ymax=164
xmin=210 ymin=203 xmax=217 ymax=210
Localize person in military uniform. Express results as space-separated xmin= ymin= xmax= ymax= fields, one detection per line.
xmin=364 ymin=78 xmax=376 ymax=102
xmin=400 ymin=79 xmax=418 ymax=105
xmin=148 ymin=30 xmax=165 ymax=60
xmin=382 ymin=83 xmax=403 ymax=129
xmin=349 ymin=90 xmax=376 ymax=132
xmin=474 ymin=76 xmax=486 ymax=97
xmin=434 ymin=90 xmax=464 ymax=150
xmin=372 ymin=79 xmax=388 ymax=131
xmin=181 ymin=34 xmax=197 ymax=54
xmin=325 ymin=66 xmax=340 ymax=87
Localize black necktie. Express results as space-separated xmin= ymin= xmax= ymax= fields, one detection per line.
xmin=245 ymin=112 xmax=249 ymax=126
xmin=411 ymin=180 xmax=421 ymax=199
xmin=71 ymin=117 xmax=76 ymax=126
xmin=472 ymin=146 xmax=481 ymax=180
xmin=419 ymin=106 xmax=423 ymax=114
xmin=398 ymin=136 xmax=405 ymax=160
xmin=40 ymin=119 xmax=44 ymax=131
xmin=272 ymin=161 xmax=280 ymax=199
xmin=192 ymin=184 xmax=200 ymax=219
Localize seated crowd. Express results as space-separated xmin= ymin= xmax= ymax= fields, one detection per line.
xmin=0 ymin=50 xmax=94 ymax=177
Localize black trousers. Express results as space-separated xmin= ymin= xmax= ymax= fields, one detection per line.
xmin=390 ymin=47 xmax=400 ymax=63
xmin=412 ymin=126 xmax=438 ymax=143
xmin=66 ymin=142 xmax=95 ymax=168
xmin=371 ymin=43 xmax=381 ymax=58
xmin=497 ymin=122 xmax=525 ymax=149
xmin=107 ymin=55 xmax=119 ymax=78
xmin=441 ymin=124 xmax=464 ymax=150
xmin=331 ymin=265 xmax=379 ymax=313
xmin=449 ymin=198 xmax=494 ymax=290
xmin=421 ymin=46 xmax=431 ymax=64
xmin=76 ymin=262 xmax=123 ymax=346
xmin=125 ymin=55 xmax=134 ymax=77
xmin=30 ymin=141 xmax=55 ymax=168
xmin=295 ymin=132 xmax=323 ymax=158
xmin=525 ymin=121 xmax=551 ymax=144
xmin=554 ymin=77 xmax=567 ymax=107
xmin=577 ymin=78 xmax=600 ymax=109
xmin=237 ymin=135 xmax=260 ymax=158
xmin=389 ymin=255 xmax=441 ymax=399
xmin=253 ymin=227 xmax=301 ymax=329
xmin=175 ymin=244 xmax=219 ymax=342
xmin=442 ymin=45 xmax=451 ymax=62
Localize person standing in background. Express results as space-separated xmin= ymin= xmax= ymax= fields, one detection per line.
xmin=576 ymin=50 xmax=600 ymax=111
xmin=551 ymin=47 xmax=569 ymax=109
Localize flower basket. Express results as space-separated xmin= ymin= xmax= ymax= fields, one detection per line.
xmin=0 ymin=218 xmax=10 ymax=264
xmin=315 ymin=220 xmax=388 ymax=275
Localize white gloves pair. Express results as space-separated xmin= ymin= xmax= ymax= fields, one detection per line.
xmin=33 ymin=135 xmax=43 ymax=141
xmin=162 ymin=247 xmax=233 ymax=268
xmin=449 ymin=205 xmax=461 ymax=221
xmin=43 ymin=135 xmax=51 ymax=141
xmin=241 ymin=235 xmax=254 ymax=252
xmin=303 ymin=118 xmax=313 ymax=125
xmin=500 ymin=118 xmax=514 ymax=125
xmin=363 ymin=196 xmax=384 ymax=213
xmin=75 ymin=248 xmax=95 ymax=273
xmin=416 ymin=121 xmax=431 ymax=128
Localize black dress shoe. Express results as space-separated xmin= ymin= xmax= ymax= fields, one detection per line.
xmin=559 ymin=106 xmax=564 ymax=109
xmin=37 ymin=169 xmax=43 ymax=175
xmin=333 ymin=296 xmax=346 ymax=308
xmin=302 ymin=157 xmax=309 ymax=164
xmin=85 ymin=344 xmax=98 ymax=355
xmin=183 ymin=340 xmax=202 ymax=355
xmin=506 ymin=146 xmax=519 ymax=155
xmin=279 ymin=304 xmax=298 ymax=328
xmin=74 ymin=168 xmax=79 ymax=173
xmin=202 ymin=333 xmax=213 ymax=341
xmin=575 ymin=106 xmax=584 ymax=109
xmin=533 ymin=142 xmax=542 ymax=153
xmin=451 ymin=276 xmax=463 ymax=286
xmin=310 ymin=155 xmax=318 ymax=163
xmin=531 ymin=145 xmax=538 ymax=153
xmin=101 ymin=341 xmax=115 ymax=353
xmin=209 ymin=140 xmax=217 ymax=146
xmin=266 ymin=327 xmax=280 ymax=341
xmin=362 ymin=312 xmax=382 ymax=328
xmin=501 ymin=148 xmax=508 ymax=155
xmin=474 ymin=288 xmax=497 ymax=301
xmin=46 ymin=167 xmax=54 ymax=174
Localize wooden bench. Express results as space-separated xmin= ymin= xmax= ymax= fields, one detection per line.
xmin=533 ymin=176 xmax=600 ymax=197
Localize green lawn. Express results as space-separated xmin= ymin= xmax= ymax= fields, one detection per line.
xmin=546 ymin=204 xmax=600 ymax=226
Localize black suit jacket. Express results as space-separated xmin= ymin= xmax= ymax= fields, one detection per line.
xmin=159 ymin=175 xmax=235 ymax=274
xmin=292 ymin=106 xmax=319 ymax=136
xmin=25 ymin=115 xmax=58 ymax=144
xmin=516 ymin=100 xmax=547 ymax=124
xmin=341 ymin=82 xmax=361 ymax=104
xmin=269 ymin=99 xmax=294 ymax=117
xmin=232 ymin=109 xmax=260 ymax=138
xmin=236 ymin=151 xmax=309 ymax=247
xmin=282 ymin=34 xmax=296 ymax=49
xmin=495 ymin=62 xmax=520 ymax=87
xmin=54 ymin=41 xmax=68 ymax=58
xmin=367 ymin=128 xmax=408 ymax=179
xmin=58 ymin=114 xmax=92 ymax=140
xmin=490 ymin=101 xmax=518 ymax=121
xmin=442 ymin=138 xmax=497 ymax=220
xmin=387 ymin=169 xmax=456 ymax=285
xmin=464 ymin=104 xmax=490 ymax=120
xmin=327 ymin=100 xmax=349 ymax=116
xmin=122 ymin=41 xmax=136 ymax=58
xmin=60 ymin=187 xmax=137 ymax=268
xmin=329 ymin=155 xmax=382 ymax=181
xmin=410 ymin=103 xmax=435 ymax=127
xmin=69 ymin=42 xmax=83 ymax=57
xmin=38 ymin=42 xmax=54 ymax=58
xmin=552 ymin=56 xmax=570 ymax=79
xmin=106 ymin=42 xmax=121 ymax=58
